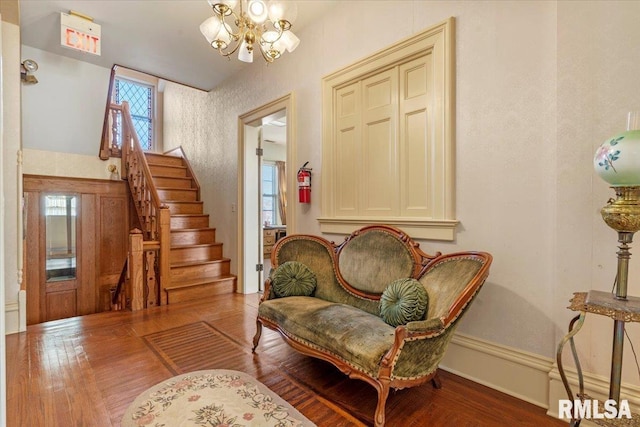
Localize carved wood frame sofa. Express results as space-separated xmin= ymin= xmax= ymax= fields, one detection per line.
xmin=252 ymin=225 xmax=492 ymax=426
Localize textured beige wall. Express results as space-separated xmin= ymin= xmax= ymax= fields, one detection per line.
xmin=22 ymin=149 xmax=118 ymax=180
xmin=556 ymin=0 xmax=640 ymax=384
xmin=163 ymin=0 xmax=640 ymax=388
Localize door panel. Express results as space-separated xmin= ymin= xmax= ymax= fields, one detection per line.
xmin=46 ymin=289 xmax=77 ymax=321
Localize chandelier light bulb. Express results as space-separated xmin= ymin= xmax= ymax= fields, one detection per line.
xmin=238 ymin=40 xmax=254 ymax=62
xmin=200 ymin=16 xmax=222 ymax=44
xmin=272 ymin=39 xmax=285 ymax=56
xmin=280 ymin=30 xmax=299 ymax=52
xmin=216 ymin=22 xmax=233 ymax=46
xmin=247 ymin=0 xmax=268 ymax=23
xmin=262 ymin=30 xmax=279 ymax=44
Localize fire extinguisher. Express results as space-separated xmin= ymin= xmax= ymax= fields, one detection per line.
xmin=297 ymin=162 xmax=312 ymax=204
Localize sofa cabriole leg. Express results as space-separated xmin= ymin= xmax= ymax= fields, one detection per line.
xmin=374 ymin=381 xmax=390 ymax=427
xmin=431 ymin=372 xmax=442 ymax=389
xmin=252 ymin=320 xmax=263 ymax=353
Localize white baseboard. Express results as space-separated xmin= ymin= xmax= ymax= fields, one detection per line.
xmin=440 ymin=332 xmax=553 ymax=408
xmin=4 ymin=290 xmax=25 ymax=334
xmin=5 ymin=301 xmax=19 ymax=335
xmin=440 ymin=332 xmax=640 ymax=424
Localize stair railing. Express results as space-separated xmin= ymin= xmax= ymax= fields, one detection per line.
xmin=106 ymin=101 xmax=170 ymax=309
xmin=118 ymin=101 xmax=163 ymax=240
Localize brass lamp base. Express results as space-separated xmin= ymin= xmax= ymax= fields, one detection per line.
xmin=601 ymin=186 xmax=640 ymax=233
xmin=600 ymin=186 xmax=640 ymax=403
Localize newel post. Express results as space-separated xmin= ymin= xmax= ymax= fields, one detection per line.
xmin=129 ymin=228 xmax=144 ymax=311
xmin=159 ymin=206 xmax=171 ymax=305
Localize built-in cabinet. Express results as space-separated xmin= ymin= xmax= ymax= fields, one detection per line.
xmin=320 ymin=19 xmax=457 ymax=240
xmin=23 ymin=175 xmax=130 ymax=325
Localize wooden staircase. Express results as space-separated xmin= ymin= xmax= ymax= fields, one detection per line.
xmin=145 ymin=151 xmax=236 ymax=304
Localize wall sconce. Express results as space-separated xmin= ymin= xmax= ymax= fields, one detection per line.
xmin=20 ymin=59 xmax=38 ymax=84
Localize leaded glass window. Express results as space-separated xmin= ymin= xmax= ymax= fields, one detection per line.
xmin=113 ymin=77 xmax=153 ymax=151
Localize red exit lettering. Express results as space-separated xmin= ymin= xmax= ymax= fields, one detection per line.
xmin=65 ymin=28 xmax=99 ymax=54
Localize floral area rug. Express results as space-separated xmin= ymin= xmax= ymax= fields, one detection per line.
xmin=122 ymin=369 xmax=316 ymax=427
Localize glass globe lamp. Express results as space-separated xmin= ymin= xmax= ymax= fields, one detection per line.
xmin=594 ymin=112 xmax=640 ymax=186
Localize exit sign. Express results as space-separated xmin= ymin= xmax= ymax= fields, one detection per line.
xmin=60 ymin=12 xmax=101 ymax=56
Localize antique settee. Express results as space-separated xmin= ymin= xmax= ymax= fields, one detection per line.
xmin=252 ymin=225 xmax=492 ymax=426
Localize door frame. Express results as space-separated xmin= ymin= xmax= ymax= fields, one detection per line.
xmin=236 ymin=93 xmax=296 ymax=294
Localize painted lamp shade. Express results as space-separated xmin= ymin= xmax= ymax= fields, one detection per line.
xmin=594 ymin=128 xmax=640 ymax=187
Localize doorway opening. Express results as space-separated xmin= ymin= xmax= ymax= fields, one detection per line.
xmin=237 ymin=94 xmax=296 ymax=294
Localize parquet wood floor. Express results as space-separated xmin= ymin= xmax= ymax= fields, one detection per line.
xmin=6 ymin=293 xmax=566 ymax=426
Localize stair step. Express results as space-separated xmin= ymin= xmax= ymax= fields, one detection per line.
xmin=170 ymin=214 xmax=210 ymax=229
xmin=153 ymin=175 xmax=194 ymax=189
xmin=164 ymin=274 xmax=237 ymax=304
xmin=170 ymin=258 xmax=231 ymax=280
xmin=165 ymin=201 xmax=203 ymax=215
xmin=170 ymin=243 xmax=223 ymax=264
xmin=170 ymin=228 xmax=216 ymax=245
xmin=145 ymin=152 xmax=185 ymax=167
xmin=157 ymin=187 xmax=198 ymax=202
xmin=148 ymin=163 xmax=188 ymax=177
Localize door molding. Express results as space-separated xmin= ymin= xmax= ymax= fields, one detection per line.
xmin=237 ymin=93 xmax=296 ymax=294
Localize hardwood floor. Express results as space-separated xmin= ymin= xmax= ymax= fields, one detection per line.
xmin=6 ymin=293 xmax=566 ymax=426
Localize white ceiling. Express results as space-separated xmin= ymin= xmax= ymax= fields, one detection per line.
xmin=19 ymin=0 xmax=334 ymax=91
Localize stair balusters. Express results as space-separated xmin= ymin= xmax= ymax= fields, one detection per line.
xmin=107 ymin=101 xmax=170 ymax=310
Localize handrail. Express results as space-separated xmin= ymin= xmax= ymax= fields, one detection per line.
xmin=164 ymin=146 xmax=202 ymax=200
xmin=117 ymin=101 xmax=164 ymax=240
xmin=99 ymin=66 xmax=118 ymax=160
xmin=122 ymin=102 xmax=163 ymax=208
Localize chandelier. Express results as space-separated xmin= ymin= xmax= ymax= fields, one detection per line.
xmin=200 ymin=0 xmax=300 ymax=63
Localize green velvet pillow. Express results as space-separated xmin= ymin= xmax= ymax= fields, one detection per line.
xmin=270 ymin=261 xmax=317 ymax=298
xmin=379 ymin=278 xmax=429 ymax=327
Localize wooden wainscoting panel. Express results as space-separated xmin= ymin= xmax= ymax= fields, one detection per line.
xmin=23 ymin=175 xmax=130 ymax=324
xmin=24 ymin=192 xmax=42 ymax=325
xmin=79 ymin=193 xmax=96 ymax=317
xmin=99 ymin=195 xmax=128 ymax=310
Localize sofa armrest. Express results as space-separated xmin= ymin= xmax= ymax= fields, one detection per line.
xmin=405 ymin=317 xmax=445 ymax=334
xmin=381 ymin=318 xmax=446 ymax=369
xmin=261 ymin=278 xmax=276 ymax=303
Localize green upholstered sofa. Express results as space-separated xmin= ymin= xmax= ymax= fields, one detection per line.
xmin=252 ymin=225 xmax=492 ymax=427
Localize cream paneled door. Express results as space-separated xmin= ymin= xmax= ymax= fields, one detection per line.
xmin=333 ymin=57 xmax=429 ymax=219
xmin=362 ymin=69 xmax=399 ymax=217
xmin=400 ymin=55 xmax=432 ymax=218
xmin=335 ymin=82 xmax=360 ymax=216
